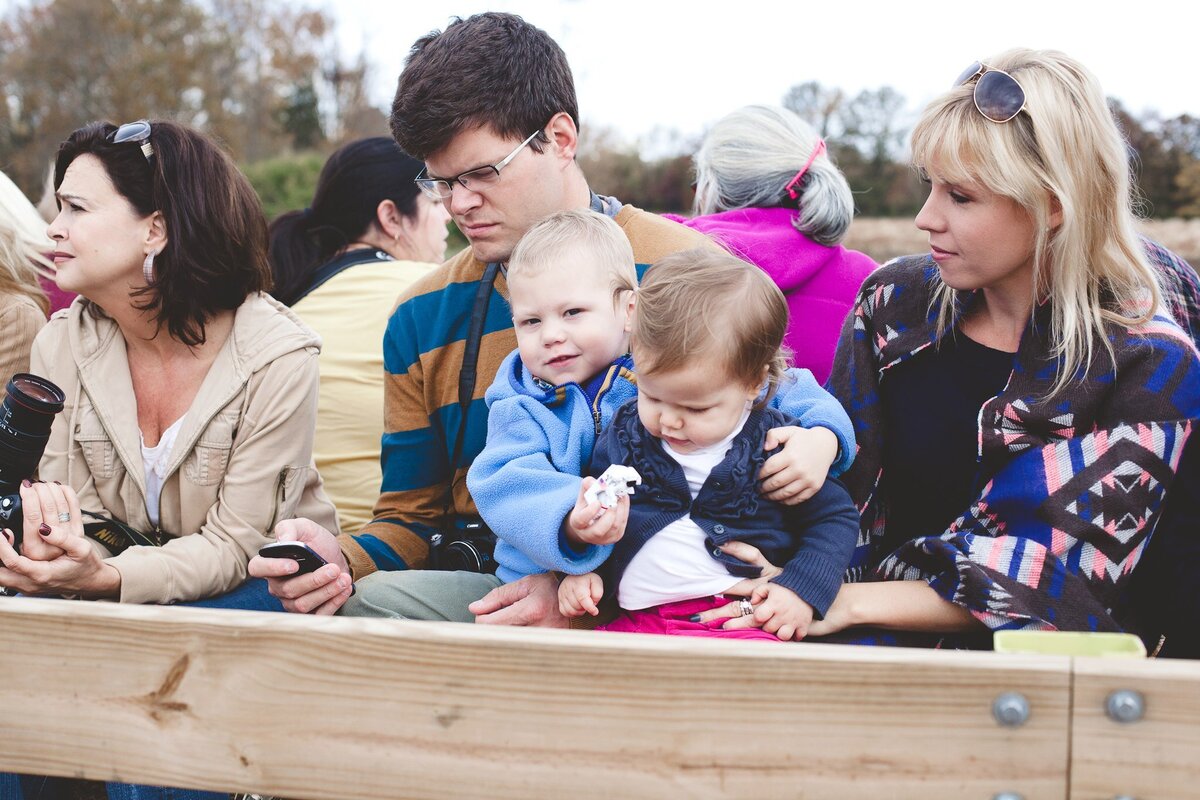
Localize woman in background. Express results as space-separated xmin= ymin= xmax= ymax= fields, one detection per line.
xmin=666 ymin=105 xmax=877 ymax=384
xmin=0 ymin=169 xmax=50 ymax=391
xmin=268 ymin=137 xmax=449 ymax=532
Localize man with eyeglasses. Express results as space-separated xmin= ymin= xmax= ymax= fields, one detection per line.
xmin=248 ymin=12 xmax=717 ymax=624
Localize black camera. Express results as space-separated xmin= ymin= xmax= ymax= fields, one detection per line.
xmin=0 ymin=373 xmax=67 ymax=548
xmin=429 ymin=518 xmax=497 ymax=574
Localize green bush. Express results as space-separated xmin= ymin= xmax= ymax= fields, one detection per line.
xmin=242 ymin=151 xmax=326 ymax=223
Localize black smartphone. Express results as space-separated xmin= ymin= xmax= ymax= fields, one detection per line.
xmin=257 ymin=541 xmax=328 ymax=575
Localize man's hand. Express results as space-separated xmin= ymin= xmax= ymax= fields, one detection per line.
xmin=759 ymin=426 xmax=838 ymax=505
xmin=558 ymin=572 xmax=603 ymax=617
xmin=248 ymin=518 xmax=352 ymax=615
xmin=469 ymin=572 xmax=569 ymax=627
xmin=564 ymin=477 xmax=628 ymax=547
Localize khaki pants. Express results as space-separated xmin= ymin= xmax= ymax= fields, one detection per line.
xmin=340 ymin=569 xmax=503 ymax=622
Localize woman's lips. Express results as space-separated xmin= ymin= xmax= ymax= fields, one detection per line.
xmin=50 ymin=251 xmax=73 ymax=264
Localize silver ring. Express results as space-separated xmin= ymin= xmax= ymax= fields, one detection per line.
xmin=57 ymin=512 xmax=71 ymax=523
xmin=738 ymin=599 xmax=754 ymax=617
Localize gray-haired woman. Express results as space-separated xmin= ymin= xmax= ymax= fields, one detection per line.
xmin=665 ymin=104 xmax=876 ymax=384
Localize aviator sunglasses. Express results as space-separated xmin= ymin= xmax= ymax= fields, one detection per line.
xmin=955 ymin=62 xmax=1027 ymax=123
xmin=108 ymin=119 xmax=155 ymax=163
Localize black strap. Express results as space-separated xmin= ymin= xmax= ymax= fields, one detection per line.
xmin=292 ymin=248 xmax=391 ymax=305
xmin=441 ymin=260 xmax=502 ymax=519
xmin=82 ymin=510 xmax=161 ymax=556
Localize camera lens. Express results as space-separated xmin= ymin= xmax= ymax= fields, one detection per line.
xmin=0 ymin=374 xmax=65 ymax=494
xmin=0 ymin=374 xmax=66 ymax=538
xmin=441 ymin=541 xmax=485 ymax=572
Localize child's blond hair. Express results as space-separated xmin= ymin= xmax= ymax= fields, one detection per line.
xmin=632 ymin=248 xmax=790 ymax=403
xmin=507 ymin=209 xmax=636 ymax=303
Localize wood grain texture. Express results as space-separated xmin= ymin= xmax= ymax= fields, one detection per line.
xmin=1070 ymin=656 xmax=1200 ymax=800
xmin=0 ymin=597 xmax=1071 ymax=799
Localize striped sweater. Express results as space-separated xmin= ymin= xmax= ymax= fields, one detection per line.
xmin=339 ymin=204 xmax=714 ymax=579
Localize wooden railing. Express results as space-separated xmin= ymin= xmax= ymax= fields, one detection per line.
xmin=0 ymin=597 xmax=1196 ymax=799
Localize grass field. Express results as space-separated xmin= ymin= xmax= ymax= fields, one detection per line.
xmin=845 ymin=217 xmax=1200 ymax=266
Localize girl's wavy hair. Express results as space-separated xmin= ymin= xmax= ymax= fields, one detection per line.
xmin=912 ymin=49 xmax=1161 ymax=396
xmin=693 ymin=104 xmax=854 ymax=246
xmin=54 ymin=120 xmax=270 ymax=346
xmin=632 ymin=248 xmax=790 ymax=406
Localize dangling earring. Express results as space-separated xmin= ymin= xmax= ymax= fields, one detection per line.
xmin=143 ymin=250 xmax=158 ymax=284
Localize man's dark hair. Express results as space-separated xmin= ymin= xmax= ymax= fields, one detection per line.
xmin=390 ymin=12 xmax=578 ymax=160
xmin=55 ymin=120 xmax=270 ymax=347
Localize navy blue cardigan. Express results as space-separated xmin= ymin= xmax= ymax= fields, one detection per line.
xmin=590 ymin=401 xmax=859 ymax=617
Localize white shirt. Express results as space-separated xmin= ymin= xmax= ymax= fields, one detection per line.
xmin=617 ymin=408 xmax=751 ymax=610
xmin=140 ymin=415 xmax=186 ymax=528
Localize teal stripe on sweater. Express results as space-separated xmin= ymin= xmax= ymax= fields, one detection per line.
xmin=379 ymin=396 xmax=490 ymax=492
xmin=383 ymin=279 xmax=513 ymax=377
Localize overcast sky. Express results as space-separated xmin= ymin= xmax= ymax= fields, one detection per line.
xmin=321 ymin=0 xmax=1194 ymax=152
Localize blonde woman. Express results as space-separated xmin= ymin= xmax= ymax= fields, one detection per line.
xmin=699 ymin=50 xmax=1200 ymax=654
xmin=0 ymin=170 xmax=50 ymax=392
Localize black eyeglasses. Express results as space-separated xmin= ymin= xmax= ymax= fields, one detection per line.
xmin=955 ymin=62 xmax=1026 ymax=124
xmin=415 ymin=130 xmax=540 ymax=201
xmin=109 ymin=120 xmax=154 ymax=163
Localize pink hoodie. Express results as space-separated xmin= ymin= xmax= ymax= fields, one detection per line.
xmin=663 ymin=207 xmax=877 ymax=384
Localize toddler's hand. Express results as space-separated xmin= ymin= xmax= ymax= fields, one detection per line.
xmin=558 ymin=572 xmax=604 ymax=617
xmin=725 ymin=583 xmax=815 ymax=641
xmin=758 ymin=426 xmax=838 ymax=505
xmin=566 ymin=477 xmax=628 ymax=546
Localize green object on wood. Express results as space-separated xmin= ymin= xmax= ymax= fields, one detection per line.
xmin=994 ymin=630 xmax=1147 ymax=658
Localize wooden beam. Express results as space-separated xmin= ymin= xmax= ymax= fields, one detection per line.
xmin=0 ymin=597 xmax=1071 ymax=799
xmin=1070 ymin=656 xmax=1200 ymax=800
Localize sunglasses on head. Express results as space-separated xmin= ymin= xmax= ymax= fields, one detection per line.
xmin=108 ymin=119 xmax=154 ymax=163
xmin=955 ymin=62 xmax=1026 ymax=124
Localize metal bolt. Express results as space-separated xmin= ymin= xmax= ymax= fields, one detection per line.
xmin=993 ymin=794 xmax=1024 ymax=800
xmin=992 ymin=692 xmax=1030 ymax=727
xmin=1106 ymin=690 xmax=1145 ymax=724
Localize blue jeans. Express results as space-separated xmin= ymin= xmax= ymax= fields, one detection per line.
xmin=0 ymin=777 xmax=227 ymax=799
xmin=180 ymin=577 xmax=284 ymax=612
xmin=2 ymin=579 xmax=285 ymax=799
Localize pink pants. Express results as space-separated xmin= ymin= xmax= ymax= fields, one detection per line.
xmin=599 ymin=595 xmax=779 ymax=641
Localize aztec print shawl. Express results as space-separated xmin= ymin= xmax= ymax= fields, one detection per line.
xmin=827 ymin=255 xmax=1200 ymax=632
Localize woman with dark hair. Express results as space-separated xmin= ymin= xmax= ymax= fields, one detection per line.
xmin=268 ymin=136 xmax=448 ymax=531
xmin=0 ymin=119 xmax=338 ymax=613
xmin=666 ymin=105 xmax=877 ymax=384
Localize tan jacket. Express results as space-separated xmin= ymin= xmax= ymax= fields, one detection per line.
xmin=31 ymin=293 xmax=339 ymax=603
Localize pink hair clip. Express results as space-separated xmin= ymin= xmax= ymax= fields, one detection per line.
xmin=784 ymin=139 xmax=826 ymax=200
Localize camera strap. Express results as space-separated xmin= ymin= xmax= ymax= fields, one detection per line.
xmin=440 ymin=259 xmax=502 ymax=522
xmin=82 ymin=510 xmax=161 ymax=556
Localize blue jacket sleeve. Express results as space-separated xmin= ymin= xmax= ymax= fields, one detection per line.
xmin=466 ymin=391 xmax=611 ymax=576
xmin=770 ymin=476 xmax=859 ymax=617
xmin=769 ymin=367 xmax=856 ymax=476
